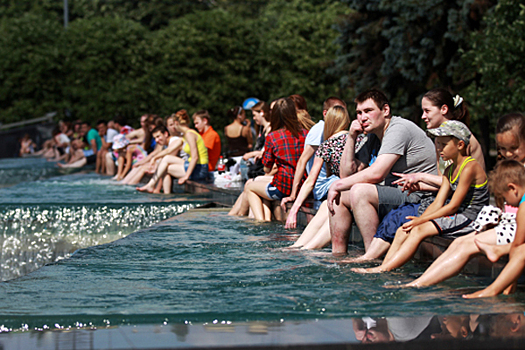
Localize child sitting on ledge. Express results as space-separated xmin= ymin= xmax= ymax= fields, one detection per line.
xmin=463 ymin=160 xmax=525 ymax=298
xmin=353 ymin=120 xmax=489 ymax=274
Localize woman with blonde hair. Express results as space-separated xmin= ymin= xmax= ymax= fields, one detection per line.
xmin=282 ymin=105 xmax=353 ymax=248
xmin=137 ymin=109 xmax=208 ymax=194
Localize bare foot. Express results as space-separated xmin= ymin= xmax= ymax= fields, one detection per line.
xmin=475 ymin=239 xmax=500 ymax=263
xmin=57 ymin=163 xmax=64 ymax=168
xmin=351 ymin=266 xmax=386 ymax=274
xmin=136 ymin=185 xmax=154 ymax=193
xmin=152 ymin=188 xmax=162 ymax=194
xmin=338 ymin=255 xmax=373 ymax=264
xmin=462 ymin=288 xmax=499 ymax=299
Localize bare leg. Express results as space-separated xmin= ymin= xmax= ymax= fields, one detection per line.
xmin=105 ymin=151 xmax=116 ymax=176
xmin=262 ymin=199 xmax=272 ymax=221
xmin=245 ymin=179 xmax=273 ymax=221
xmin=229 ymin=179 xmax=254 ymax=216
xmin=353 ymin=221 xmax=438 ymax=273
xmin=293 ymin=201 xmax=329 ymax=248
xmin=137 ymin=155 xmax=183 ymax=193
xmin=302 ymin=219 xmax=331 ymax=249
xmin=329 ymin=190 xmax=354 ymax=255
xmin=162 ymin=175 xmax=171 ymax=194
xmin=340 ymin=238 xmax=391 ymax=263
xmin=403 ymin=230 xmax=497 ymax=287
xmin=58 ymin=158 xmax=87 ymax=168
xmin=114 ymin=153 xmax=125 ymax=180
xmin=120 ymin=146 xmax=135 ymax=180
xmin=476 ymin=240 xmax=511 ymax=263
xmin=121 ymin=167 xmax=140 ymax=184
xmin=349 ymin=184 xmax=380 ymax=250
xmin=463 ymin=244 xmax=525 ymax=298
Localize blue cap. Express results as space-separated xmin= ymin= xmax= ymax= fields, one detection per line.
xmin=242 ymin=97 xmax=260 ymax=110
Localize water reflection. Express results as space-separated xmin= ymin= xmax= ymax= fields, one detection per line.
xmin=1 ymin=314 xmax=525 ymax=349
xmin=351 ymin=313 xmax=525 ymax=343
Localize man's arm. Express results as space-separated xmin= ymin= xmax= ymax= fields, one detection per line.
xmin=327 ymin=153 xmax=401 ymax=213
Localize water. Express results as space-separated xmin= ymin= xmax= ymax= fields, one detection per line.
xmin=1 ymin=158 xmax=525 ymax=334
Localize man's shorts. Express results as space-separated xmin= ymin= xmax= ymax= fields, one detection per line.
xmin=374 ymin=203 xmax=420 ymax=244
xmin=430 ymin=214 xmax=474 ymax=237
xmin=376 ymin=185 xmax=422 ymax=222
xmin=265 ymin=183 xmax=285 ymax=200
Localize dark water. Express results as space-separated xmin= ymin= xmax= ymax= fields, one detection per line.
xmin=1 ymin=158 xmax=524 ymax=333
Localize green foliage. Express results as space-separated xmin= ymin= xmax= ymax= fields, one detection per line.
xmin=331 ymin=0 xmax=493 ymax=121
xmin=144 ymin=9 xmax=259 ymax=128
xmin=462 ymin=0 xmax=525 ymax=120
xmin=257 ymin=0 xmax=351 ymax=119
xmin=69 ymin=0 xmax=211 ymax=30
xmin=0 ymin=0 xmax=348 ymax=130
xmin=0 ymin=13 xmax=64 ymax=123
xmin=61 ymin=17 xmax=150 ymax=121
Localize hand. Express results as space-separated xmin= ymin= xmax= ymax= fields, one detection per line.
xmin=327 ymin=186 xmax=341 ymax=214
xmin=280 ymin=196 xmax=295 ymax=211
xmin=284 ymin=209 xmax=298 ymax=229
xmin=392 ymin=172 xmax=421 ymax=194
xmin=349 ymin=119 xmax=364 ymax=138
xmin=242 ymin=153 xmax=251 ymax=161
xmin=401 ymin=216 xmax=419 ymax=232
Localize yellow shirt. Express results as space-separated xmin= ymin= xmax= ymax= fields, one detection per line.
xmin=183 ymin=129 xmax=208 ymax=165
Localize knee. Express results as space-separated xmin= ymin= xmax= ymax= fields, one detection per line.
xmin=348 ymin=184 xmax=375 ymax=207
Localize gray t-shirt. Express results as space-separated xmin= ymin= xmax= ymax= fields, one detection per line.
xmin=378 ymin=116 xmax=437 ymax=186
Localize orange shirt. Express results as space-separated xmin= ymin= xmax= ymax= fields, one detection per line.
xmin=200 ymin=126 xmax=221 ymax=171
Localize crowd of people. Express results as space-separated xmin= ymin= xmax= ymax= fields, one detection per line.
xmin=30 ymin=88 xmax=525 ymax=299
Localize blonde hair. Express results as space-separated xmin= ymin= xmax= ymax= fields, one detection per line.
xmin=173 ymin=109 xmax=190 ymax=126
xmin=297 ymin=109 xmax=315 ymax=131
xmin=323 ymin=106 xmax=350 ymax=141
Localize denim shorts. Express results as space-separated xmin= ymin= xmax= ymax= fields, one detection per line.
xmin=184 ymin=162 xmax=209 ymax=181
xmin=265 ymin=183 xmax=285 ymax=200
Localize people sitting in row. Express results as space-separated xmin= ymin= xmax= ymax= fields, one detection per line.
xmin=137 ymin=110 xmax=209 ymax=194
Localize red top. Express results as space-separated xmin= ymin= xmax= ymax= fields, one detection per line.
xmin=200 ymin=126 xmax=221 ymax=171
xmin=262 ymin=128 xmax=307 ymax=196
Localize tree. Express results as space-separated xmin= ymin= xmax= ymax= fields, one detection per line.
xmin=0 ymin=13 xmax=64 ymax=123
xmin=144 ymin=9 xmax=259 ymax=129
xmin=256 ymin=0 xmax=351 ymax=119
xmin=61 ymin=17 xmax=150 ymax=123
xmin=331 ymin=0 xmax=494 ymax=121
xmin=461 ymin=0 xmax=525 ymax=145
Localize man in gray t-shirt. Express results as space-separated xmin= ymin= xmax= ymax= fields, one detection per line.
xmin=327 ymin=89 xmax=437 ymax=255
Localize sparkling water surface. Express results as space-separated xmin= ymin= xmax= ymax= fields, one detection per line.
xmin=1 ymin=158 xmax=524 ymax=333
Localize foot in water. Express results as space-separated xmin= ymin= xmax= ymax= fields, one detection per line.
xmin=462 ymin=289 xmax=498 ymax=299
xmin=351 ymin=266 xmax=386 ymax=274
xmin=136 ymin=185 xmax=154 ymax=193
xmin=475 ymin=239 xmax=500 ymax=263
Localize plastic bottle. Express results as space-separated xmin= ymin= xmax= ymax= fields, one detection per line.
xmin=218 ymin=156 xmax=225 ymax=175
